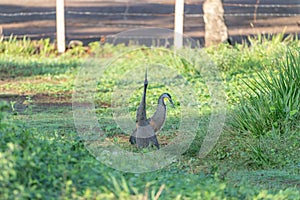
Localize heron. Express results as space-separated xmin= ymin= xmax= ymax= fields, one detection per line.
xmin=129 ymin=69 xmax=174 ymax=149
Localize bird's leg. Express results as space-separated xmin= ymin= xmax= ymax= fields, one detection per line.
xmin=136 ymin=137 xmax=150 ymax=148
xmin=129 ymin=135 xmax=136 ymax=144
xmin=150 ymin=135 xmax=160 ymax=149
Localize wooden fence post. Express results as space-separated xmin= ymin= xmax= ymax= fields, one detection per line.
xmin=174 ymin=0 xmax=184 ymax=48
xmin=56 ymin=0 xmax=66 ymax=53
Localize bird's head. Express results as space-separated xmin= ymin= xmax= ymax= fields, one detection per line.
xmin=159 ymin=93 xmax=174 ymax=107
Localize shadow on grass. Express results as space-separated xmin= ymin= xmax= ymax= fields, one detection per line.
xmin=0 ymin=59 xmax=79 ymax=79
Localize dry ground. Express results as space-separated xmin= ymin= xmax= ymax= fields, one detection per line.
xmin=0 ymin=0 xmax=299 ymax=45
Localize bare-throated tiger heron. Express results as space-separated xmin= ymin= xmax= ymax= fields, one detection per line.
xmin=129 ymin=70 xmax=174 ymax=149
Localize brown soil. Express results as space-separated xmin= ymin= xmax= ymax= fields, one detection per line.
xmin=0 ymin=0 xmax=299 ymax=44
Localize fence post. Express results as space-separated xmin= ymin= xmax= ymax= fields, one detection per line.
xmin=174 ymin=0 xmax=184 ymax=48
xmin=56 ymin=0 xmax=66 ymax=53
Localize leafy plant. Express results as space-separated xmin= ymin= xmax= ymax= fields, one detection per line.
xmin=229 ymin=48 xmax=300 ymax=169
xmin=232 ymin=48 xmax=300 ymax=136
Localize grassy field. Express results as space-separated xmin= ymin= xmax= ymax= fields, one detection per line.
xmin=0 ymin=35 xmax=300 ymax=199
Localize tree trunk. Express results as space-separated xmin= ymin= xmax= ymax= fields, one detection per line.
xmin=203 ymin=0 xmax=228 ymax=47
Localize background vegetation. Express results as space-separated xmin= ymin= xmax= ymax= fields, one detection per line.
xmin=0 ymin=34 xmax=299 ymax=199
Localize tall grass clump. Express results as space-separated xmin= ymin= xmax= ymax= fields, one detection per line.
xmin=232 ymin=48 xmax=300 ymax=135
xmin=230 ymin=48 xmax=300 ymax=168
xmin=207 ymin=33 xmax=299 ymax=75
xmin=0 ymin=36 xmax=56 ymax=57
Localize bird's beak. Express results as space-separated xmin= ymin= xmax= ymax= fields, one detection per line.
xmin=169 ymin=99 xmax=175 ymax=108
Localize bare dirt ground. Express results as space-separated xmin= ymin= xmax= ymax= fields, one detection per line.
xmin=0 ymin=0 xmax=299 ymax=45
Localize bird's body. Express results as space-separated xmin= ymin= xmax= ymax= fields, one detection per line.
xmin=149 ymin=93 xmax=172 ymax=132
xmin=129 ymin=70 xmax=174 ymax=149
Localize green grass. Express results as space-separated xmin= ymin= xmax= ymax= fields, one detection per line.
xmin=0 ymin=35 xmax=300 ymax=199
xmin=231 ymin=48 xmax=300 ymax=134
xmin=228 ymin=48 xmax=300 ymax=169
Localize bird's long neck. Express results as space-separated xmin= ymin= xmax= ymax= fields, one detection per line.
xmin=141 ymin=76 xmax=148 ymax=117
xmin=136 ymin=69 xmax=148 ymax=124
xmin=158 ymin=95 xmax=166 ymax=106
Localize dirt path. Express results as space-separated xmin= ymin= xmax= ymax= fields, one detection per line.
xmin=0 ymin=0 xmax=299 ymax=44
